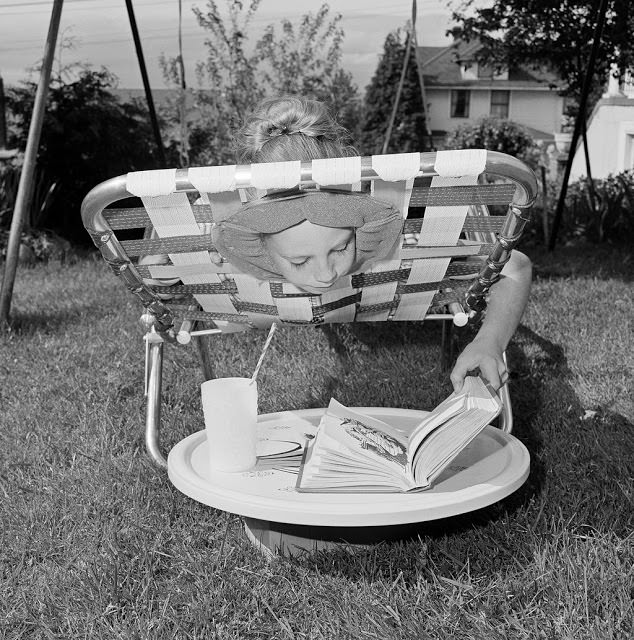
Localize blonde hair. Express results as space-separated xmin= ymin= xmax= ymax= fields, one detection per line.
xmin=234 ymin=96 xmax=356 ymax=163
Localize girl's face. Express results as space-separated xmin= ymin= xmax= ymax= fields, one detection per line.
xmin=264 ymin=221 xmax=356 ymax=294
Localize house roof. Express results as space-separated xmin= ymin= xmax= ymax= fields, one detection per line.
xmin=418 ymin=41 xmax=562 ymax=90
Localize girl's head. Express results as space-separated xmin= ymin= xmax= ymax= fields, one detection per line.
xmin=213 ymin=96 xmax=402 ymax=293
xmin=233 ymin=96 xmax=356 ymax=163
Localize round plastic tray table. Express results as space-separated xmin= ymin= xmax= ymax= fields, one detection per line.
xmin=168 ymin=407 xmax=530 ymax=554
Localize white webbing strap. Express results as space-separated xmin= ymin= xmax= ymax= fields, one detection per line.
xmin=142 ymin=192 xmax=236 ymax=315
xmin=127 ymin=169 xmax=177 ymax=197
xmin=434 ymin=149 xmax=487 ymax=177
xmin=372 ymin=178 xmax=415 ymax=220
xmin=319 ymin=277 xmax=357 ymax=323
xmin=274 ymin=297 xmax=314 ymax=322
xmin=393 ymin=258 xmax=450 ymax=321
xmin=312 ymin=157 xmax=361 ymax=186
xmin=371 ymin=153 xmax=420 ymax=182
xmin=232 ymin=274 xmax=279 ymax=328
xmin=358 ymin=258 xmax=401 ymax=321
xmin=397 ymin=158 xmax=483 ymax=320
xmin=250 ymin=161 xmax=301 ymax=190
xmin=188 ymin=165 xmax=237 ymax=193
xmin=418 ymin=175 xmax=479 ymax=247
xmin=206 ymin=191 xmax=243 ymax=223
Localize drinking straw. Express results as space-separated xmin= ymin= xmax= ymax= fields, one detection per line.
xmin=251 ymin=323 xmax=278 ymax=384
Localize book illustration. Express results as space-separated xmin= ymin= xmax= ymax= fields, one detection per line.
xmin=342 ymin=418 xmax=407 ymax=466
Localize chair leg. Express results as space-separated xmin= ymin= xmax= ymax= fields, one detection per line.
xmin=440 ymin=319 xmax=454 ymax=370
xmin=497 ymin=381 xmax=513 ymax=433
xmin=497 ymin=352 xmax=513 ymax=433
xmin=145 ymin=338 xmax=168 ymax=469
xmin=194 ymin=332 xmax=216 ymax=381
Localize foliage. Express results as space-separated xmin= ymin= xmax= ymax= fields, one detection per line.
xmin=0 ymin=228 xmax=72 ymax=263
xmin=189 ymin=0 xmax=264 ymax=164
xmin=0 ymin=160 xmax=59 ymax=232
xmin=358 ymin=29 xmax=430 ymax=155
xmin=255 ymin=4 xmax=361 ymax=137
xmin=450 ymin=0 xmax=634 ymax=109
xmin=6 ymin=69 xmax=157 ymax=242
xmin=160 ymin=1 xmax=362 ymax=165
xmin=562 ymin=170 xmax=634 ymax=244
xmin=443 ymin=116 xmax=541 ymax=169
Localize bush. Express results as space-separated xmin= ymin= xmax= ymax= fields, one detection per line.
xmin=561 ymin=171 xmax=634 ymax=244
xmin=444 ymin=116 xmax=540 ymax=169
xmin=521 ymin=171 xmax=634 ymax=247
xmin=6 ymin=69 xmax=157 ymax=244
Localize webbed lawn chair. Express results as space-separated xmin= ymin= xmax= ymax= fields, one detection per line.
xmin=82 ymin=149 xmax=537 ymax=554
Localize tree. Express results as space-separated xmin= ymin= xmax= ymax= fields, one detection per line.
xmin=159 ymin=1 xmax=361 ymax=165
xmin=191 ymin=0 xmax=264 ymax=164
xmin=6 ymin=69 xmax=156 ymax=242
xmin=450 ymin=0 xmax=634 ymax=109
xmin=358 ymin=29 xmax=430 ymax=155
xmin=255 ymin=5 xmax=342 ymax=97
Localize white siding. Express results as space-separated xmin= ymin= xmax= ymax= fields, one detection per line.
xmin=570 ymin=102 xmax=634 ymax=180
xmin=425 ymin=87 xmax=564 ymax=139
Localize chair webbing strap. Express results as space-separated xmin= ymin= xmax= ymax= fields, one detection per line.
xmin=166 ymin=280 xmax=468 ymax=326
xmin=103 ymin=185 xmax=513 ymax=230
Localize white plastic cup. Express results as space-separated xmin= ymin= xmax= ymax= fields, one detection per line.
xmin=201 ymin=377 xmax=258 ymax=472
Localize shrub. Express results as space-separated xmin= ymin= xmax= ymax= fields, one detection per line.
xmin=562 ymin=171 xmax=634 ymax=244
xmin=444 ymin=116 xmax=540 ymax=169
xmin=6 ymin=69 xmax=157 ymax=244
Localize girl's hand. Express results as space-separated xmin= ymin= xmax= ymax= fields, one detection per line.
xmin=450 ymin=337 xmax=509 ymax=393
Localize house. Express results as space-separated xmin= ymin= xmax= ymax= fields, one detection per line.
xmin=569 ymin=68 xmax=634 ymax=180
xmin=418 ymin=40 xmax=566 ymax=148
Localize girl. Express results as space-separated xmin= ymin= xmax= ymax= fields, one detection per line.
xmin=147 ymin=96 xmax=532 ymax=392
xmin=227 ymin=96 xmax=532 ymax=393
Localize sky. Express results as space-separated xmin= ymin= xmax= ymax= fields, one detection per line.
xmin=0 ymin=0 xmax=459 ymax=91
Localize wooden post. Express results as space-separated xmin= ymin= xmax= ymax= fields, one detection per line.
xmin=410 ymin=0 xmax=435 ymax=151
xmin=0 ymin=0 xmax=64 ymax=328
xmin=0 ymin=75 xmax=8 ymax=150
xmin=382 ymin=32 xmax=412 ymax=155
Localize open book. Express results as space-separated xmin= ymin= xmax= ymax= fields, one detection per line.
xmin=296 ymin=376 xmax=502 ymax=493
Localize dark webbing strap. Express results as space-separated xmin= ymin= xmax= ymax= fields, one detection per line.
xmin=135 ymin=259 xmax=482 ymax=285
xmin=103 ymin=183 xmax=515 ymax=230
xmin=166 ymin=283 xmax=463 ymax=325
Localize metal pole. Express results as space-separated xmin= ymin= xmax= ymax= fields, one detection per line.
xmin=548 ymin=0 xmax=609 ymax=251
xmin=125 ymin=0 xmax=167 ymax=167
xmin=0 ymin=0 xmax=64 ymax=328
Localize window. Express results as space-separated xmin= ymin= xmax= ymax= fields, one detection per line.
xmin=450 ymin=90 xmax=470 ymax=118
xmin=490 ymin=90 xmax=510 ymax=118
xmin=478 ymin=64 xmax=494 ymax=79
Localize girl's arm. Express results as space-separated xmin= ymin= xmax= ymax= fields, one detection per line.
xmin=450 ymin=250 xmax=532 ymax=392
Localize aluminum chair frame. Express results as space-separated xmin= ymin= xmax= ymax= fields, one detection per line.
xmin=81 ymin=150 xmax=538 ymax=469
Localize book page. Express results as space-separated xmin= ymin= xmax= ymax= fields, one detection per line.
xmin=411 ymin=377 xmax=502 ymax=486
xmin=296 ymin=399 xmax=416 ymax=492
xmin=406 ymin=377 xmax=499 ymax=459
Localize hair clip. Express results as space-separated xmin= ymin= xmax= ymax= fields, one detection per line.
xmin=270 ymin=126 xmax=288 ymax=137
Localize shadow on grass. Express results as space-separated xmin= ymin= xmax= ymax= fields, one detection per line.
xmin=283 ymin=322 xmax=632 ymax=581
xmin=7 ymin=308 xmax=94 ymax=336
xmin=526 ymin=243 xmax=633 ymax=282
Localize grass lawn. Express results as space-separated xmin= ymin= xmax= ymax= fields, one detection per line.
xmin=1 ymin=243 xmax=632 ymax=639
